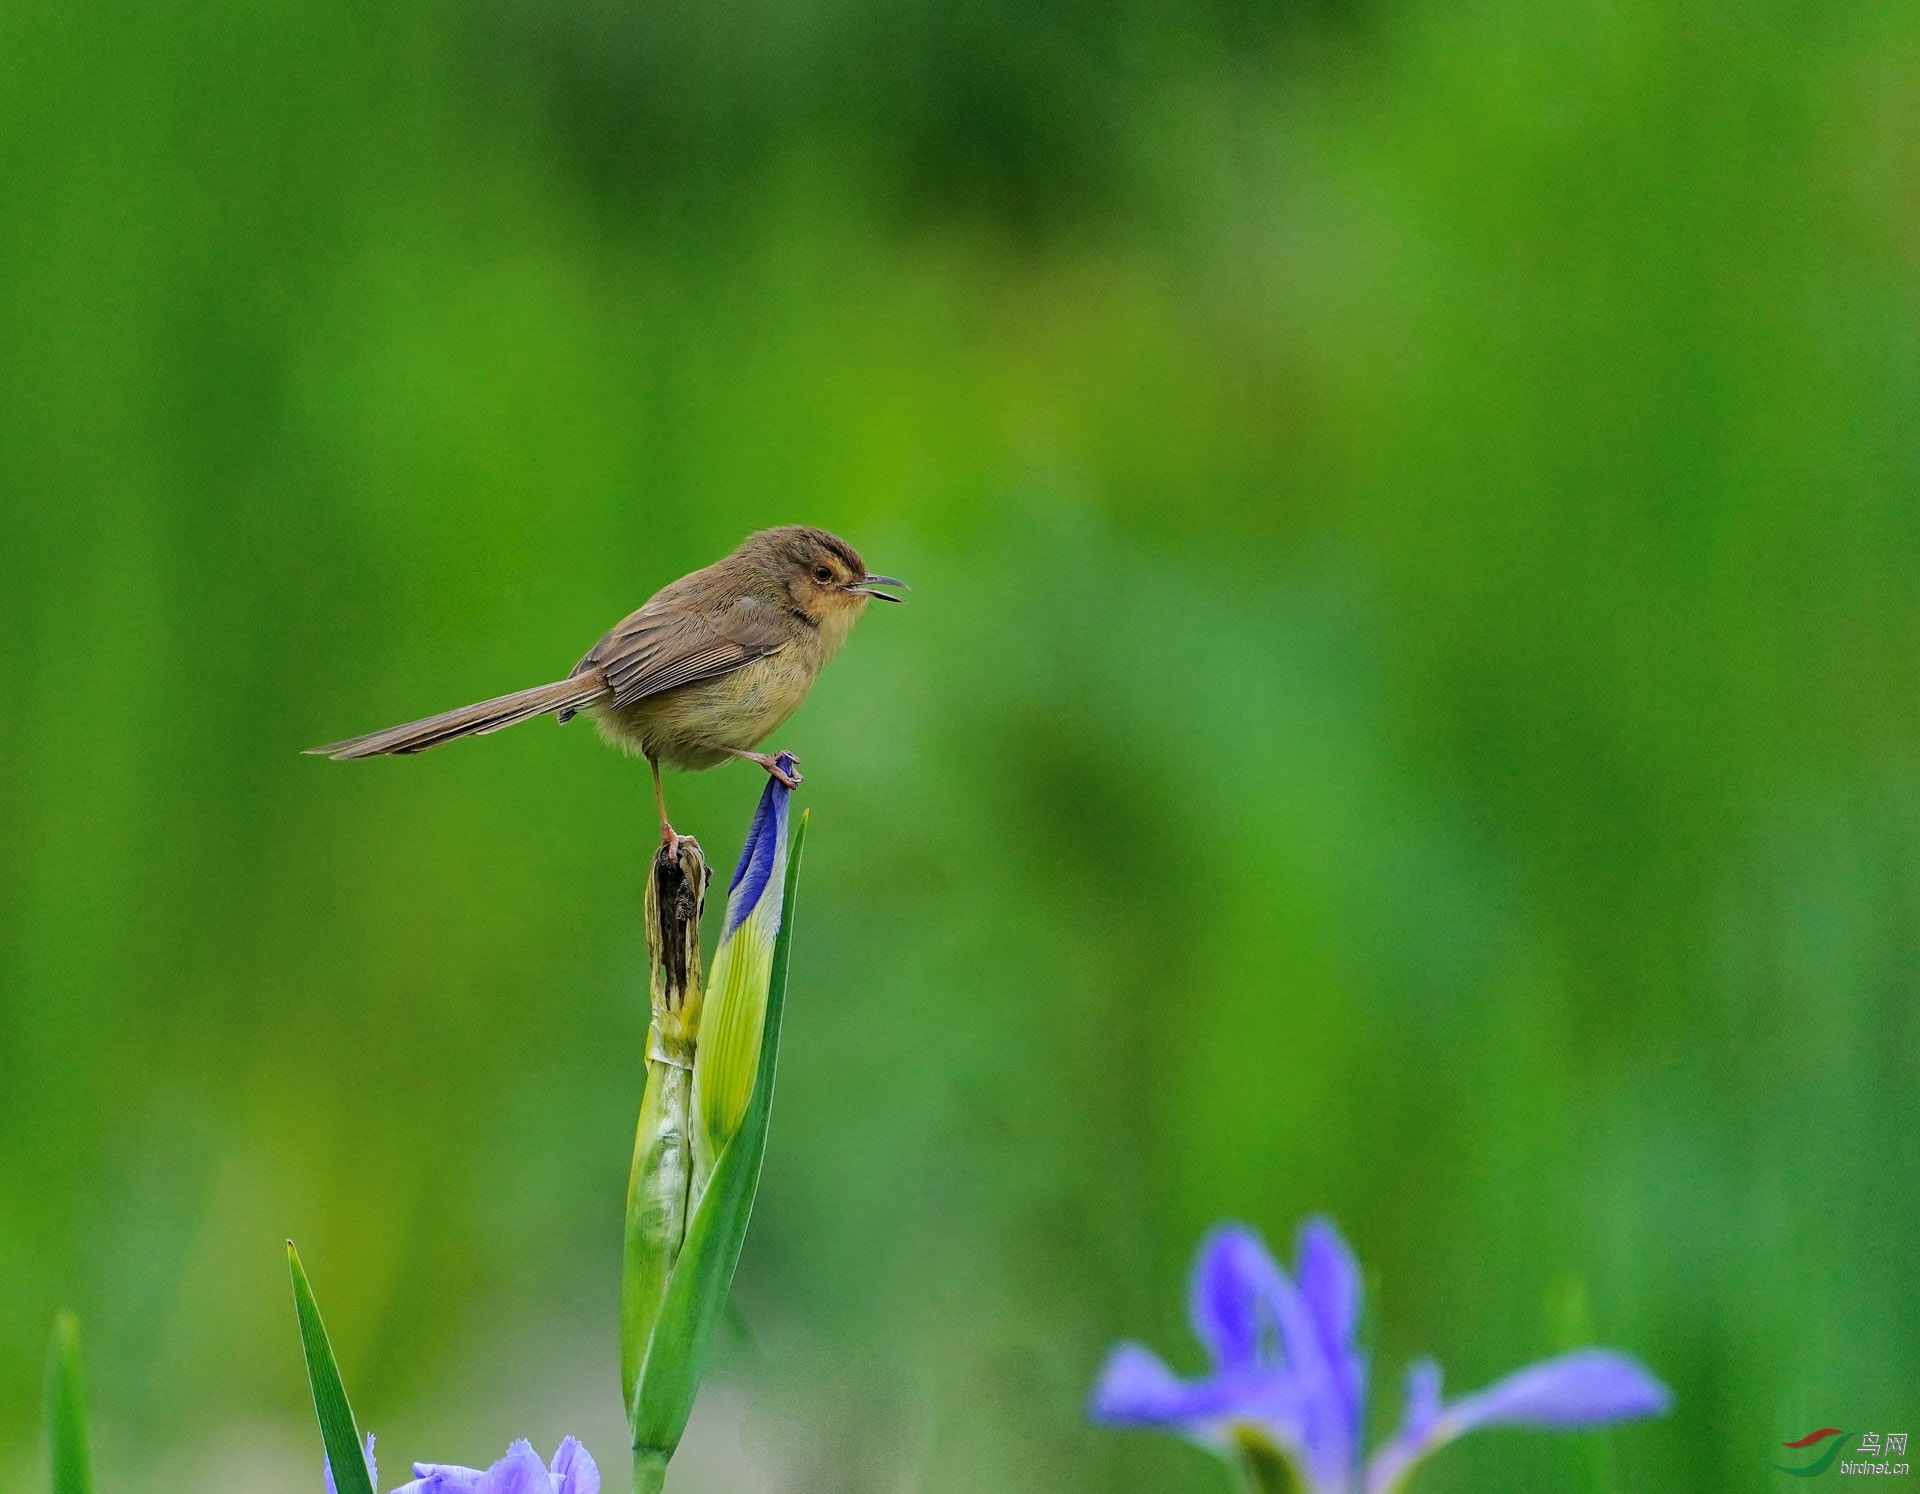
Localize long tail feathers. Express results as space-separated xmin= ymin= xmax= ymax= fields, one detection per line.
xmin=306 ymin=675 xmax=608 ymax=760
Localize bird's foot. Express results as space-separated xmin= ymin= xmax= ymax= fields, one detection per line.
xmin=730 ymin=749 xmax=803 ymax=789
xmin=660 ymin=826 xmax=705 ymax=863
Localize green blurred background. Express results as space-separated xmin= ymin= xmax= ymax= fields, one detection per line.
xmin=2 ymin=0 xmax=1916 ymax=1488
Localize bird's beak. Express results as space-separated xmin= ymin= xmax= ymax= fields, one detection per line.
xmin=851 ymin=573 xmax=909 ymax=602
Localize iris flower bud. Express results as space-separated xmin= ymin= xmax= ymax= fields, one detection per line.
xmin=622 ymin=835 xmax=710 ymax=1413
xmin=690 ymin=763 xmax=791 ymax=1196
xmin=622 ymin=760 xmax=805 ymax=1493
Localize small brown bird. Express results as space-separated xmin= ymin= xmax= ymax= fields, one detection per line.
xmin=307 ymin=526 xmax=905 ymax=839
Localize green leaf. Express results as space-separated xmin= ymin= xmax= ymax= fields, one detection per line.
xmin=45 ymin=1313 xmax=92 ymax=1494
xmin=630 ymin=811 xmax=806 ymax=1463
xmin=288 ymin=1243 xmax=377 ymax=1494
xmin=622 ymin=1054 xmax=694 ymax=1416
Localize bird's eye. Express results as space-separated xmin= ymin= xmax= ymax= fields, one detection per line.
xmin=813 ymin=565 xmax=834 ymax=583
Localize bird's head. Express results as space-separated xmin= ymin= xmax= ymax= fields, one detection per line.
xmin=742 ymin=525 xmax=908 ymax=624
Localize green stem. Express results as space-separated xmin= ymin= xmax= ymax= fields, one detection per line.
xmin=633 ymin=1449 xmax=670 ymax=1494
xmin=1233 ymin=1429 xmax=1304 ymax=1494
xmin=45 ymin=1314 xmax=93 ymax=1494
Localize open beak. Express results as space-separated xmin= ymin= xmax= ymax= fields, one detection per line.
xmin=851 ymin=573 xmax=909 ymax=602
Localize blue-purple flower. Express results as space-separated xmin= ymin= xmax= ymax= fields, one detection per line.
xmin=1090 ymin=1219 xmax=1669 ymax=1494
xmin=389 ymin=1437 xmax=599 ymax=1494
xmin=694 ymin=753 xmax=794 ymax=1160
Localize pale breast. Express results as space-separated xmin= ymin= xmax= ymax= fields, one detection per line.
xmin=598 ymin=649 xmax=820 ymax=770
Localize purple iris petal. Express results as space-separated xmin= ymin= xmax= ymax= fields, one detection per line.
xmin=1295 ymin=1221 xmax=1361 ymax=1363
xmin=1253 ymin=1236 xmax=1347 ymax=1490
xmin=1189 ymin=1223 xmax=1336 ymax=1427
xmin=1362 ymin=1361 xmax=1442 ymax=1494
xmin=390 ymin=1439 xmax=600 ymax=1494
xmin=1443 ymin=1349 xmax=1672 ymax=1432
xmin=1401 ymin=1360 xmax=1442 ymax=1442
xmin=1363 ymin=1351 xmax=1669 ymax=1494
xmin=1089 ymin=1340 xmax=1314 ymax=1461
xmin=479 ymin=1441 xmax=554 ymax=1494
xmin=549 ymin=1437 xmax=599 ymax=1494
xmin=392 ymin=1465 xmax=486 ymax=1494
xmin=723 ymin=756 xmax=793 ymax=936
xmin=1098 ymin=1225 xmax=1350 ymax=1485
xmin=1091 ymin=1342 xmax=1236 ymax=1430
xmin=1190 ymin=1225 xmax=1278 ymax=1372
xmin=1294 ymin=1218 xmax=1367 ymax=1475
xmin=1101 ymin=1225 xmax=1345 ymax=1483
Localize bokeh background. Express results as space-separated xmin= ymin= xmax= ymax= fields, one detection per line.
xmin=3 ymin=0 xmax=1917 ymax=1489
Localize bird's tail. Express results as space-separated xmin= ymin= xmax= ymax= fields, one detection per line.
xmin=306 ymin=674 xmax=609 ymax=760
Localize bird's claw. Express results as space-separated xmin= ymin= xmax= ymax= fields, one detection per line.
xmin=734 ymin=749 xmax=803 ymax=788
xmin=722 ymin=747 xmax=803 ymax=788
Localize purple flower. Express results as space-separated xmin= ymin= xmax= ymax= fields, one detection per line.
xmin=724 ymin=751 xmax=794 ymax=938
xmin=695 ymin=750 xmax=795 ymax=1153
xmin=389 ymin=1438 xmax=599 ymax=1494
xmin=1090 ymin=1219 xmax=1669 ymax=1494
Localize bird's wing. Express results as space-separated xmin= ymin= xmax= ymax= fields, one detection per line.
xmin=579 ymin=595 xmax=792 ymax=710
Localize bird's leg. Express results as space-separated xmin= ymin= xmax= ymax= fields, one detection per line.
xmin=648 ymin=755 xmax=678 ymax=845
xmin=726 ymin=749 xmax=804 ymax=789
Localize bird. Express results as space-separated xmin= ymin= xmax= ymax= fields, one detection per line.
xmin=307 ymin=525 xmax=906 ymax=841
